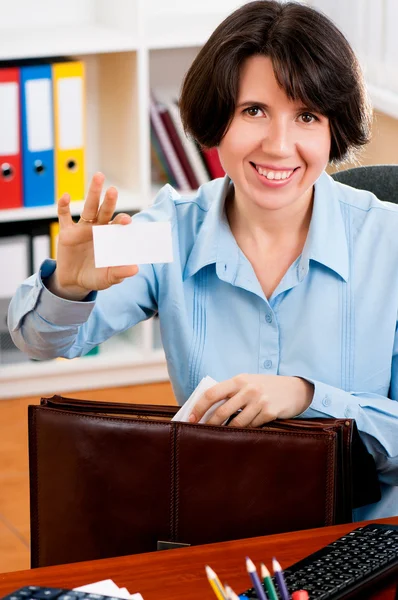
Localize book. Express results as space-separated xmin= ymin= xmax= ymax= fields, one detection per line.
xmin=150 ymin=127 xmax=177 ymax=188
xmin=157 ymin=101 xmax=199 ymax=189
xmin=167 ymin=100 xmax=211 ymax=187
xmin=201 ymin=146 xmax=225 ymax=179
xmin=149 ymin=95 xmax=190 ymax=191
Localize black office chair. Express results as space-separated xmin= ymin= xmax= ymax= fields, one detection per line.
xmin=331 ymin=164 xmax=398 ymax=204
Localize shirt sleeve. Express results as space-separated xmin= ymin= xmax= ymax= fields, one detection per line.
xmin=8 ymin=257 xmax=159 ymax=360
xmin=8 ymin=185 xmax=178 ymax=361
xmin=298 ymin=373 xmax=398 ymax=487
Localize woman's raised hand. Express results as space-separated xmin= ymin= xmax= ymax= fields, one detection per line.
xmin=47 ymin=172 xmax=139 ymax=301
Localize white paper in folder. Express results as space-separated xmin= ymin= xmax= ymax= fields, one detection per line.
xmin=74 ymin=578 xmax=143 ymax=600
xmin=172 ymin=376 xmax=229 ymax=425
xmin=92 ymin=221 xmax=173 ymax=268
xmin=0 ymin=236 xmax=29 ymax=298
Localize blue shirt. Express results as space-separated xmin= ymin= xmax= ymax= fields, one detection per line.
xmin=8 ymin=171 xmax=398 ymax=521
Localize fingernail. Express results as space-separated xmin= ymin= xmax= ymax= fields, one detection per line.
xmin=189 ymin=414 xmax=196 ymax=423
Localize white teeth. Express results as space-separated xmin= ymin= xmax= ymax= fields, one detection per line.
xmin=255 ymin=165 xmax=294 ymax=180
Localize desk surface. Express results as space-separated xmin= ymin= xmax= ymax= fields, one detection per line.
xmin=1 ymin=518 xmax=398 ymax=600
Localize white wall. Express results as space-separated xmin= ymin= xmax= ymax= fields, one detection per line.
xmin=311 ymin=0 xmax=398 ymax=110
xmin=145 ymin=0 xmax=244 ymax=16
xmin=0 ymin=0 xmax=95 ymax=29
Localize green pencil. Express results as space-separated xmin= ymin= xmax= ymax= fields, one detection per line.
xmin=260 ymin=563 xmax=278 ymax=600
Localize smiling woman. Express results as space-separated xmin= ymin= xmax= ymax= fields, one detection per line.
xmin=8 ymin=1 xmax=398 ymax=525
xmin=218 ymin=55 xmax=331 ymax=214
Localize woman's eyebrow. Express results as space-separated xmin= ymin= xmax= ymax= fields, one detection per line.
xmin=296 ymin=104 xmax=320 ymax=113
xmin=236 ymin=100 xmax=269 ymax=109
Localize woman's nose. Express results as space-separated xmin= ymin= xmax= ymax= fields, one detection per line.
xmin=261 ymin=119 xmax=292 ymax=156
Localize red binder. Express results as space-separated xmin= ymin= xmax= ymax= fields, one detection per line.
xmin=202 ymin=147 xmax=225 ymax=179
xmin=0 ymin=67 xmax=23 ymax=209
xmin=158 ymin=103 xmax=199 ymax=189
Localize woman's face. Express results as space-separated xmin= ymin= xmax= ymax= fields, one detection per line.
xmin=218 ymin=55 xmax=331 ymax=214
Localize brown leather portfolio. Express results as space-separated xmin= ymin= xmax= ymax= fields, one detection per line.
xmin=28 ymin=395 xmax=380 ymax=568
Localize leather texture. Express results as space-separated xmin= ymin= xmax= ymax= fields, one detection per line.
xmin=28 ymin=396 xmax=380 ymax=568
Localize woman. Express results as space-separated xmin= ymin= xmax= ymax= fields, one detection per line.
xmin=8 ymin=1 xmax=398 ymax=521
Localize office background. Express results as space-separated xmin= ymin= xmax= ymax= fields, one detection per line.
xmin=0 ymin=0 xmax=398 ymax=575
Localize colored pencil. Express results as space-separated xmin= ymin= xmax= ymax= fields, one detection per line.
xmin=224 ymin=584 xmax=241 ymax=600
xmin=205 ymin=565 xmax=228 ymax=600
xmin=260 ymin=563 xmax=279 ymax=600
xmin=246 ymin=557 xmax=268 ymax=600
xmin=272 ymin=557 xmax=290 ymax=600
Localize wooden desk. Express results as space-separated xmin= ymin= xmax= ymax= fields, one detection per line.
xmin=1 ymin=518 xmax=397 ymax=600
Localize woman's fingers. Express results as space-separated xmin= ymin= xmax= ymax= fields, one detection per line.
xmin=96 ymin=185 xmax=119 ymax=224
xmin=80 ymin=172 xmax=105 ymax=223
xmin=189 ymin=378 xmax=240 ymax=423
xmin=105 ymin=265 xmax=139 ymax=286
xmin=57 ymin=193 xmax=74 ymax=229
xmin=110 ymin=212 xmax=132 ymax=225
xmin=227 ymin=402 xmax=262 ymax=427
xmin=77 ymin=173 xmax=128 ymax=227
xmin=205 ymin=389 xmax=250 ymax=426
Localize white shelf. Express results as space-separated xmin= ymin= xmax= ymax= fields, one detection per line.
xmin=146 ymin=13 xmax=227 ymax=49
xmin=0 ymin=183 xmax=143 ymax=223
xmin=0 ymin=24 xmax=138 ymax=60
xmin=0 ymin=348 xmax=168 ymax=399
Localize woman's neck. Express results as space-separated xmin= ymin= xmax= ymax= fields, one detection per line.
xmin=226 ymin=186 xmax=314 ymax=252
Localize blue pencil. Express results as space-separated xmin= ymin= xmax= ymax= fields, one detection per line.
xmin=245 ymin=557 xmax=269 ymax=600
xmin=272 ymin=557 xmax=290 ymax=600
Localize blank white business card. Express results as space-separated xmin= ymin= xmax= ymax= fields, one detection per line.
xmin=92 ymin=221 xmax=173 ymax=268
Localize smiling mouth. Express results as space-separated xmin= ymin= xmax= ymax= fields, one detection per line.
xmin=250 ymin=162 xmax=299 ymax=181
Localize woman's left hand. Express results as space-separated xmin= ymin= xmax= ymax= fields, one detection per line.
xmin=189 ymin=374 xmax=314 ymax=427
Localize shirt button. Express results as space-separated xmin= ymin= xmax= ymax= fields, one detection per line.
xmin=322 ymin=395 xmax=331 ymax=407
xmin=265 ymin=313 xmax=272 ymax=324
xmin=264 ymin=359 xmax=272 ymax=369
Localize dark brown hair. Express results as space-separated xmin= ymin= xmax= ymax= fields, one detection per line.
xmin=179 ymin=0 xmax=372 ymax=164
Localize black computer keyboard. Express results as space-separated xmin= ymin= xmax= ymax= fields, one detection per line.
xmin=1 ymin=588 xmax=126 ymax=600
xmin=240 ymin=523 xmax=398 ymax=599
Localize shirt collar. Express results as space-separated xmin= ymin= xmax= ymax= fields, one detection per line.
xmin=301 ymin=171 xmax=349 ymax=282
xmin=183 ymin=176 xmax=237 ymax=281
xmin=183 ymin=170 xmax=349 ymax=282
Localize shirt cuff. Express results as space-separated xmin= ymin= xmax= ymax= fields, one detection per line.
xmin=36 ymin=259 xmax=97 ymax=326
xmin=297 ymin=377 xmax=359 ymax=421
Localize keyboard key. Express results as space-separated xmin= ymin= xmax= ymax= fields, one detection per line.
xmin=33 ymin=591 xmax=63 ymax=600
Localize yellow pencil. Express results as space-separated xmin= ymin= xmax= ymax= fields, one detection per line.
xmin=225 ymin=584 xmax=241 ymax=600
xmin=205 ymin=565 xmax=228 ymax=600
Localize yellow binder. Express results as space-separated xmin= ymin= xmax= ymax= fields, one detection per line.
xmin=52 ymin=60 xmax=85 ymax=202
xmin=49 ymin=221 xmax=59 ymax=259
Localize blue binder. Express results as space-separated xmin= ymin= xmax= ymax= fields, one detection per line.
xmin=20 ymin=64 xmax=55 ymax=207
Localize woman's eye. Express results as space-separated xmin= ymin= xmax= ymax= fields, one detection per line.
xmin=299 ymin=112 xmax=318 ymax=124
xmin=244 ymin=106 xmax=263 ymax=117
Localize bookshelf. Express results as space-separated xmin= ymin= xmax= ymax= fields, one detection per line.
xmin=1 ymin=0 xmax=397 ymax=399
xmin=0 ymin=0 xmax=240 ymax=399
